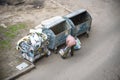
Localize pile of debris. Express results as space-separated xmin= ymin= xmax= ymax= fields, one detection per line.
xmin=16 ymin=28 xmax=51 ymax=62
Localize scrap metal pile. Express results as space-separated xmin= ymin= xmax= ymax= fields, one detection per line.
xmin=16 ymin=9 xmax=92 ymax=63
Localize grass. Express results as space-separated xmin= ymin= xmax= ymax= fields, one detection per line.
xmin=0 ymin=23 xmax=26 ymax=50
xmin=5 ymin=23 xmax=26 ymax=38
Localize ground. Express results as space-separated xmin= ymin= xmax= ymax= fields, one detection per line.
xmin=0 ymin=0 xmax=68 ymax=79
xmin=0 ymin=0 xmax=120 ymax=80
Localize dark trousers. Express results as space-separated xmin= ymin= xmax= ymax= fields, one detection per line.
xmin=70 ymin=46 xmax=74 ymax=56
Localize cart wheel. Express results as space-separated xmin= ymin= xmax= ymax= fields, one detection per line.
xmin=45 ymin=51 xmax=51 ymax=57
xmin=54 ymin=47 xmax=57 ymax=54
xmin=86 ymin=33 xmax=89 ymax=38
xmin=85 ymin=31 xmax=89 ymax=38
xmin=45 ymin=54 xmax=49 ymax=57
xmin=70 ymin=53 xmax=74 ymax=57
xmin=61 ymin=56 xmax=66 ymax=59
xmin=54 ymin=50 xmax=57 ymax=54
xmin=88 ymin=26 xmax=91 ymax=31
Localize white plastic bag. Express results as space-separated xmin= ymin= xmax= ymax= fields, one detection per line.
xmin=74 ymin=38 xmax=81 ymax=50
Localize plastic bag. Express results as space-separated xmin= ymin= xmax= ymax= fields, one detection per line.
xmin=74 ymin=38 xmax=81 ymax=50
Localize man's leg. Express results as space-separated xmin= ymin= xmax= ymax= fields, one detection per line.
xmin=70 ymin=46 xmax=74 ymax=56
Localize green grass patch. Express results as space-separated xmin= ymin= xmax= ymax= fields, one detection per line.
xmin=5 ymin=23 xmax=26 ymax=38
xmin=0 ymin=40 xmax=10 ymax=49
xmin=0 ymin=23 xmax=26 ymax=50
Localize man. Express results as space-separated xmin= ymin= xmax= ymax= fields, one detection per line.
xmin=66 ymin=35 xmax=76 ymax=56
xmin=59 ymin=35 xmax=76 ymax=59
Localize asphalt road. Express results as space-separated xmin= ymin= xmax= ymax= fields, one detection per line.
xmin=17 ymin=0 xmax=120 ymax=80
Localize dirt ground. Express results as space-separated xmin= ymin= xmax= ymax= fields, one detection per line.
xmin=0 ymin=0 xmax=69 ymax=79
xmin=0 ymin=0 xmax=120 ymax=80
xmin=16 ymin=0 xmax=120 ymax=80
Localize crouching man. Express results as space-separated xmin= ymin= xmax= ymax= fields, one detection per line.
xmin=59 ymin=35 xmax=76 ymax=59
